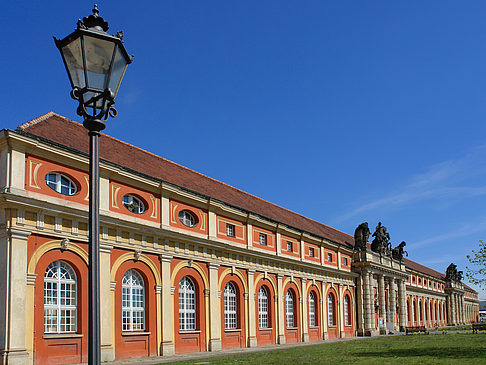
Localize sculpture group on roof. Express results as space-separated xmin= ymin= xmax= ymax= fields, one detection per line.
xmin=354 ymin=221 xmax=408 ymax=261
xmin=445 ymin=263 xmax=463 ymax=283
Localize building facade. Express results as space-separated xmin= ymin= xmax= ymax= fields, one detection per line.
xmin=0 ymin=113 xmax=479 ymax=365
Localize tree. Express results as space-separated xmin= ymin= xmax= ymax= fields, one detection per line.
xmin=466 ymin=240 xmax=486 ymax=288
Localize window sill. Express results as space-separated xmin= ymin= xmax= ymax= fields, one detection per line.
xmin=309 ymin=326 xmax=319 ymax=329
xmin=286 ymin=327 xmax=298 ymax=330
xmin=43 ymin=333 xmax=83 ymax=339
xmin=258 ymin=328 xmax=273 ymax=331
xmin=122 ymin=331 xmax=150 ymax=336
xmin=224 ymin=328 xmax=242 ymax=332
xmin=179 ymin=330 xmax=201 ymax=334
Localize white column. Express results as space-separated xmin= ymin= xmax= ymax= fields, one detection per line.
xmin=100 ymin=244 xmax=114 ymax=361
xmin=247 ymin=270 xmax=257 ymax=347
xmin=277 ymin=275 xmax=285 ymax=344
xmin=398 ymin=280 xmax=406 ymax=331
xmin=388 ymin=278 xmax=396 ymax=330
xmin=160 ymin=255 xmax=174 ymax=356
xmin=208 ymin=263 xmax=222 ymax=351
xmin=378 ymin=274 xmax=386 ymax=334
xmin=301 ymin=279 xmax=309 ymax=342
xmin=0 ymin=228 xmax=31 ymax=365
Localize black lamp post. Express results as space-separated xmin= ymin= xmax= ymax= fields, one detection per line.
xmin=54 ymin=5 xmax=132 ymax=365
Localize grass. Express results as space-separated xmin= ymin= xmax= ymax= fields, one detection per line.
xmin=162 ymin=334 xmax=486 ymax=365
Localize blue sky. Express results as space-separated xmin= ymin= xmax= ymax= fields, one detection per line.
xmin=2 ymin=1 xmax=486 ymax=298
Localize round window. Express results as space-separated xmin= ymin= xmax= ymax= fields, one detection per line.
xmin=178 ymin=210 xmax=197 ymax=227
xmin=122 ymin=194 xmax=145 ymax=214
xmin=45 ymin=172 xmax=77 ymax=195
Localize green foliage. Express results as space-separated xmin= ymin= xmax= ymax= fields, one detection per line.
xmin=466 ymin=240 xmax=486 ymax=288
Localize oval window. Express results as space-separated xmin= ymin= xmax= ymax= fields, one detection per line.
xmin=45 ymin=172 xmax=77 ymax=195
xmin=122 ymin=194 xmax=145 ymax=214
xmin=178 ymin=210 xmax=197 ymax=227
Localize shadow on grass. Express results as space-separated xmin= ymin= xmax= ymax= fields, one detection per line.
xmin=353 ymin=346 xmax=486 ymax=359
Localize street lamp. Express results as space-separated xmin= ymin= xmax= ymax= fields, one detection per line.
xmin=54 ymin=5 xmax=132 ymax=364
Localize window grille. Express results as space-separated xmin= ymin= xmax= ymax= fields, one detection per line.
xmin=259 ymin=233 xmax=267 ymax=246
xmin=179 ymin=276 xmax=196 ymax=330
xmin=44 ymin=261 xmax=77 ymax=333
xmin=122 ymin=269 xmax=145 ymax=331
xmin=258 ymin=286 xmax=269 ymax=328
xmin=309 ymin=292 xmax=316 ymax=327
xmin=122 ymin=194 xmax=145 ymax=214
xmin=286 ymin=241 xmax=293 ymax=252
xmin=224 ymin=282 xmax=237 ymax=329
xmin=45 ymin=172 xmax=77 ymax=195
xmin=226 ymin=224 xmax=235 ymax=237
xmin=286 ymin=290 xmax=294 ymax=328
xmin=327 ymin=293 xmax=335 ymax=327
xmin=178 ymin=210 xmax=197 ymax=227
xmin=344 ymin=295 xmax=350 ymax=326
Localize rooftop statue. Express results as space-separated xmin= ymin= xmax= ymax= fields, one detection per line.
xmin=445 ymin=263 xmax=463 ymax=283
xmin=371 ymin=222 xmax=391 ymax=256
xmin=391 ymin=241 xmax=408 ymax=261
xmin=354 ymin=222 xmax=370 ymax=251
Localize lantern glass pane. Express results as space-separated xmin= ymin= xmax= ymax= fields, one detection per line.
xmin=108 ymin=45 xmax=128 ymax=98
xmin=84 ymin=36 xmax=115 ymax=90
xmin=61 ymin=38 xmax=85 ymax=89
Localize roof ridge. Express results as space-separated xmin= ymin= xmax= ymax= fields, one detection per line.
xmin=17 ymin=111 xmax=56 ymax=130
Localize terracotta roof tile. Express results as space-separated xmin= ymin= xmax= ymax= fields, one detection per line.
xmin=17 ymin=112 xmax=355 ymax=247
xmin=403 ymin=258 xmax=445 ymax=280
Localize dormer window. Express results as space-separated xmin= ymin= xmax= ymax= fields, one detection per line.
xmin=45 ymin=172 xmax=77 ymax=195
xmin=178 ymin=210 xmax=197 ymax=227
xmin=122 ymin=194 xmax=145 ymax=214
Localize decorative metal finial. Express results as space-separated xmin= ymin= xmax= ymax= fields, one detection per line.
xmin=78 ymin=4 xmax=109 ymax=32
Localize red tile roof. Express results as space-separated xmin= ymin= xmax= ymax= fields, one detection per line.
xmin=17 ymin=112 xmax=355 ymax=247
xmin=15 ymin=112 xmax=465 ymax=285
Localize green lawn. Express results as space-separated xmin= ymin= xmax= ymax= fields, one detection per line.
xmin=163 ymin=334 xmax=486 ymax=365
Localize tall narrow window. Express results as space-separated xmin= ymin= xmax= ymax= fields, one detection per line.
xmin=179 ymin=276 xmax=196 ymax=330
xmin=309 ymin=247 xmax=314 ymax=257
xmin=287 ymin=241 xmax=293 ymax=252
xmin=286 ymin=290 xmax=295 ymax=328
xmin=224 ymin=282 xmax=237 ymax=329
xmin=122 ymin=269 xmax=145 ymax=331
xmin=344 ymin=295 xmax=351 ymax=326
xmin=258 ymin=286 xmax=269 ymax=329
xmin=327 ymin=293 xmax=335 ymax=327
xmin=44 ymin=261 xmax=77 ymax=333
xmin=308 ymin=292 xmax=316 ymax=327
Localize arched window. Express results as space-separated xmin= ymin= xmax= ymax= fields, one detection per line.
xmin=258 ymin=286 xmax=269 ymax=329
xmin=344 ymin=295 xmax=351 ymax=326
xmin=179 ymin=276 xmax=196 ymax=330
xmin=122 ymin=269 xmax=145 ymax=331
xmin=44 ymin=261 xmax=77 ymax=333
xmin=45 ymin=172 xmax=77 ymax=195
xmin=224 ymin=282 xmax=237 ymax=329
xmin=286 ymin=290 xmax=295 ymax=328
xmin=308 ymin=291 xmax=316 ymax=327
xmin=327 ymin=293 xmax=335 ymax=327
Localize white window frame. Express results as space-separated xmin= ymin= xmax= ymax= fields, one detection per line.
xmin=44 ymin=261 xmax=77 ymax=333
xmin=45 ymin=172 xmax=77 ymax=195
xmin=259 ymin=233 xmax=267 ymax=246
xmin=178 ymin=210 xmax=197 ymax=227
xmin=286 ymin=241 xmax=293 ymax=252
xmin=224 ymin=282 xmax=237 ymax=329
xmin=343 ymin=257 xmax=348 ymax=266
xmin=309 ymin=291 xmax=316 ymax=327
xmin=328 ymin=293 xmax=335 ymax=327
xmin=258 ymin=286 xmax=269 ymax=329
xmin=122 ymin=269 xmax=145 ymax=331
xmin=122 ymin=194 xmax=145 ymax=214
xmin=226 ymin=223 xmax=235 ymax=237
xmin=327 ymin=253 xmax=333 ymax=262
xmin=309 ymin=247 xmax=314 ymax=258
xmin=179 ymin=276 xmax=196 ymax=331
xmin=344 ymin=295 xmax=350 ymax=326
xmin=286 ymin=290 xmax=295 ymax=328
